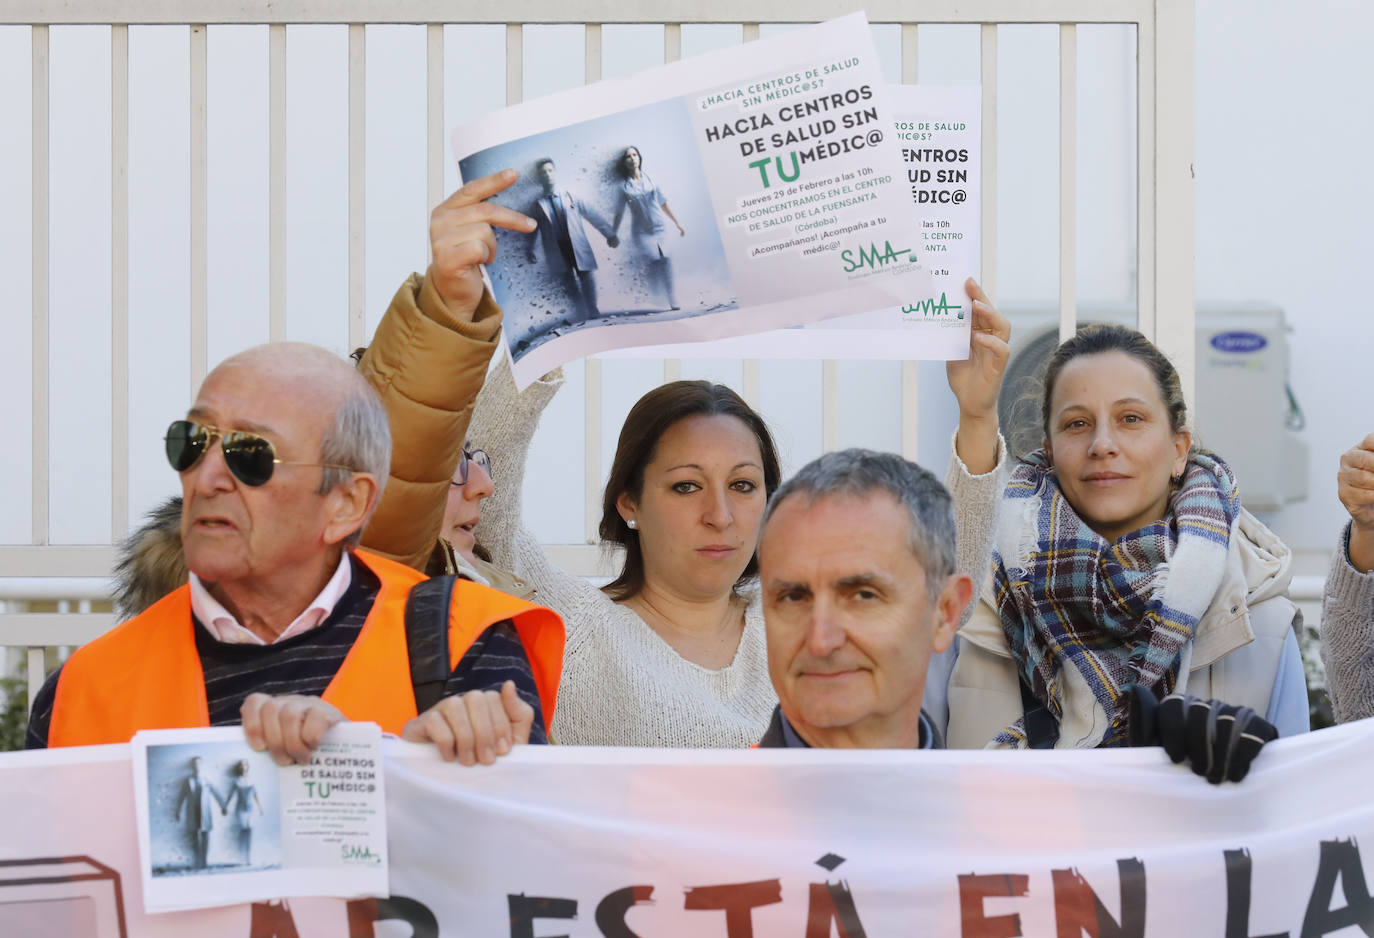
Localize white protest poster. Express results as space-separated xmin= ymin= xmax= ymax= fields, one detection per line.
xmin=5 ymin=721 xmax=1374 ymax=936
xmin=894 ymin=83 xmax=981 ymax=336
xmin=604 ymin=84 xmax=982 ymax=361
xmin=130 ymin=725 xmax=387 ymax=913
xmin=450 ymin=13 xmax=933 ymax=388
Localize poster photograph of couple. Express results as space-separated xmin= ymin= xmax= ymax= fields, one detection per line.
xmin=458 ymin=96 xmax=737 ymax=361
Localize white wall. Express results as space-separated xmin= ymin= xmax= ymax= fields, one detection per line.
xmin=1195 ymin=0 xmax=1374 ymax=558
xmin=0 ymin=5 xmax=1364 ymax=561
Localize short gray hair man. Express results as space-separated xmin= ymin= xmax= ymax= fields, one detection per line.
xmin=756 ymin=448 xmax=973 ymax=750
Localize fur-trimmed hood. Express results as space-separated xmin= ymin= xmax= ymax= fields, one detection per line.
xmin=112 ymin=495 xmax=189 ymax=621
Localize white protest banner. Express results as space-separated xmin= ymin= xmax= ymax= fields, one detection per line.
xmin=130 ymin=725 xmax=387 ymax=913
xmin=4 ymin=722 xmax=1374 ymax=936
xmin=602 ymin=84 xmax=981 ymax=362
xmin=450 ymin=13 xmax=933 ymax=388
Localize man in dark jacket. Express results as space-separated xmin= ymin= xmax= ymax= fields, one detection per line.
xmin=755 ymin=450 xmax=972 ymax=750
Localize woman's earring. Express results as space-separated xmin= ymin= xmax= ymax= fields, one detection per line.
xmin=1171 ymin=471 xmax=1184 ymax=486
xmin=626 ymin=519 xmax=637 ymax=530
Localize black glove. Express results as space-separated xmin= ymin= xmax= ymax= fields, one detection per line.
xmin=1128 ymin=685 xmax=1278 ymax=784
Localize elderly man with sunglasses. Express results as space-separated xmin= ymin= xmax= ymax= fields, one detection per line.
xmin=26 ymin=340 xmax=565 ymax=768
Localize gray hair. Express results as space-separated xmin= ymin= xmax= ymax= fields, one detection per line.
xmin=316 ymin=375 xmax=391 ymax=547
xmin=763 ymin=448 xmax=957 ymax=583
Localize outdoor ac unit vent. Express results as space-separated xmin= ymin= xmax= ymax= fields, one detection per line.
xmin=996 ymin=306 xmax=1307 ymax=513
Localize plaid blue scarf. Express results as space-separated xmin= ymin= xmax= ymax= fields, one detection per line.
xmin=991 ymin=450 xmax=1240 ymax=748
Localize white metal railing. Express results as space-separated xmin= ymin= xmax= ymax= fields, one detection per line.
xmin=1 ymin=0 xmax=1196 ymax=714
xmin=0 ymin=582 xmax=112 ymax=714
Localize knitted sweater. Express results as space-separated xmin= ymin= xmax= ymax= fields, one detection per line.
xmin=470 ymin=358 xmax=1006 ymax=748
xmin=1319 ymin=522 xmax=1374 ymax=723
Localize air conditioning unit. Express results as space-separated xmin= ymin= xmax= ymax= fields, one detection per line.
xmin=996 ymin=305 xmax=1308 ymax=513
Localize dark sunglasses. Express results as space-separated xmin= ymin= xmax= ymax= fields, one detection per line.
xmin=165 ymin=420 xmax=355 ymax=488
xmin=451 ymin=445 xmax=492 ymax=487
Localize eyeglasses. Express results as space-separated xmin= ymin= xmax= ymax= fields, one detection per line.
xmin=451 ymin=445 xmax=491 ymax=487
xmin=164 ymin=420 xmax=356 ymax=488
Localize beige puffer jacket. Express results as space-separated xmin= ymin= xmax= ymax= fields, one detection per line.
xmin=357 ymin=269 xmax=503 ymax=572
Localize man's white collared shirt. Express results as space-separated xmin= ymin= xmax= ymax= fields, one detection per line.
xmin=188 ymin=554 xmax=353 ymax=645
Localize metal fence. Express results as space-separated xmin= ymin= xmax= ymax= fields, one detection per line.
xmin=0 ymin=0 xmax=1195 ymax=711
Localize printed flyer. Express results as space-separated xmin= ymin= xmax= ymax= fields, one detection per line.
xmin=607 ymin=83 xmax=982 ymax=361
xmin=451 ymin=13 xmax=933 ymax=387
xmin=130 ymin=724 xmax=387 ymax=913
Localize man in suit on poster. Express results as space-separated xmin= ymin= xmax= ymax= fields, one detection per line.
xmin=174 ymin=756 xmax=226 ymax=870
xmin=525 ymin=157 xmax=618 ymax=325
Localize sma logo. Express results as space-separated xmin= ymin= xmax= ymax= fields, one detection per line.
xmin=841 ymin=240 xmax=913 ymax=272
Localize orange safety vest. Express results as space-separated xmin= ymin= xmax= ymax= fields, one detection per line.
xmin=48 ymin=549 xmax=565 ymax=747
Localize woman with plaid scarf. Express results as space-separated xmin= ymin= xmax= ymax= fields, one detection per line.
xmin=946 ymin=325 xmax=1308 ymax=780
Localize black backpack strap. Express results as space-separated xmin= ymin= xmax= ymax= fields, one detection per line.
xmin=404 ymin=575 xmax=456 ymax=715
xmin=1019 ymin=674 xmax=1060 ymax=750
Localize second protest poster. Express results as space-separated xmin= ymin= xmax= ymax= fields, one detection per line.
xmin=452 ymin=13 xmax=935 ymax=387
